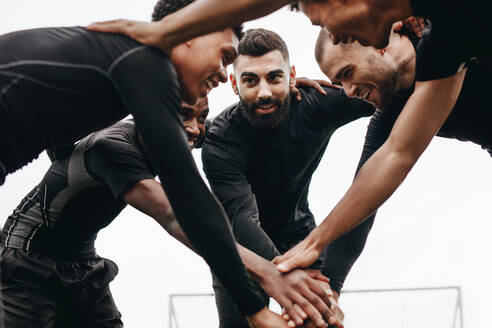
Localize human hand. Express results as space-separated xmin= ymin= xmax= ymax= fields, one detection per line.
xmin=258 ymin=263 xmax=335 ymax=328
xmin=87 ymin=18 xmax=172 ymax=55
xmin=282 ymin=271 xmax=344 ymax=328
xmin=291 ymin=77 xmax=340 ymax=101
xmin=273 ymin=235 xmax=322 ymax=273
xmin=247 ymin=307 xmax=290 ymax=328
xmin=393 ymin=16 xmax=427 ymax=38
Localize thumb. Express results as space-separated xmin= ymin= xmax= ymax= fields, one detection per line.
xmin=392 ymin=20 xmax=404 ymax=32
xmin=276 ymin=260 xmax=294 ymax=273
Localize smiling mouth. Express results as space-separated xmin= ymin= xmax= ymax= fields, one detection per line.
xmin=204 ymin=79 xmax=218 ymax=93
xmin=255 ymin=103 xmax=278 ymax=115
xmin=360 ymin=88 xmax=372 ymax=100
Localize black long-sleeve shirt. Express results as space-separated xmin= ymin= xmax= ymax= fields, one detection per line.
xmin=0 ymin=26 xmax=263 ymax=316
xmin=321 ymin=38 xmax=492 ymax=292
xmin=410 ymin=0 xmax=492 ymax=81
xmin=202 ymin=86 xmax=374 ymax=293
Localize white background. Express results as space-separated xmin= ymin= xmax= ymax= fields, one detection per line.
xmin=1 ymin=1 xmax=491 ymax=327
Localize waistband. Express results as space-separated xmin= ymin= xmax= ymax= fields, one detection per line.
xmin=2 ymin=218 xmax=96 ymax=260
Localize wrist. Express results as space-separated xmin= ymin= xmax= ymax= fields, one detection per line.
xmin=250 ymin=258 xmax=279 ymax=284
xmin=246 ymin=306 xmax=269 ymax=326
xmin=307 ymin=228 xmax=325 ymax=253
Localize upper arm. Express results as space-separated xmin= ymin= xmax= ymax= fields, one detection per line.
xmin=387 ymin=69 xmax=466 ymax=160
xmin=202 ymin=136 xmax=280 ymax=259
xmin=202 ymin=138 xmax=251 ymax=202
xmin=302 ymin=87 xmax=375 ymax=130
xmin=122 ymin=178 xmax=174 ymax=226
xmin=86 ymin=136 xmax=155 ymax=199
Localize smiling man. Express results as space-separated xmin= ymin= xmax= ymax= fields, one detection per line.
xmin=202 ymin=28 xmax=374 ymax=328
xmin=281 ymin=25 xmax=492 ymax=295
xmin=0 ymin=0 xmax=290 ymax=326
xmin=0 ymin=95 xmax=210 ymax=327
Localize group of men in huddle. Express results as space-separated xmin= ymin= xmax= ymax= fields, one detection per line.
xmin=1 ymin=0 xmax=490 ymax=327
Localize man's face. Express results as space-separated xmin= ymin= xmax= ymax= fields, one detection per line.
xmin=181 ymin=97 xmax=209 ymax=149
xmin=232 ymin=50 xmax=293 ymax=130
xmin=172 ymin=29 xmax=238 ymax=105
xmin=300 ymin=0 xmax=394 ymax=48
xmin=319 ymin=40 xmax=398 ymax=109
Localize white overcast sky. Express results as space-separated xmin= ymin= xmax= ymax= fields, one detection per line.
xmin=1 ymin=1 xmax=490 ymax=327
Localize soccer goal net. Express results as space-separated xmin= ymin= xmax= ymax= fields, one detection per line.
xmin=168 ymin=286 xmax=463 ymax=328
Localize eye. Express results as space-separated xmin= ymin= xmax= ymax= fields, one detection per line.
xmin=269 ymin=74 xmax=282 ymax=82
xmin=198 ymin=114 xmax=207 ymax=124
xmin=242 ymin=77 xmax=256 ymax=85
xmin=342 ymin=68 xmax=353 ymax=79
xmin=222 ymin=52 xmax=234 ymax=66
xmin=181 ymin=108 xmax=192 ymax=121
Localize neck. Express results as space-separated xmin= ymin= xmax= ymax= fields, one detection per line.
xmin=382 ymin=0 xmax=414 ymax=22
xmin=386 ymin=33 xmax=416 ymax=91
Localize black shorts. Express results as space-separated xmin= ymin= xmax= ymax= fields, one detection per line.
xmin=0 ymin=246 xmax=122 ymax=328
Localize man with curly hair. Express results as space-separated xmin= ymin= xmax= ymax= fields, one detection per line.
xmin=0 ymin=98 xmax=208 ymax=327
xmin=0 ymin=0 xmax=291 ymax=326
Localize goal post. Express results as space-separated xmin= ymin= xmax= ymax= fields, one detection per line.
xmin=168 ymin=286 xmax=463 ymax=328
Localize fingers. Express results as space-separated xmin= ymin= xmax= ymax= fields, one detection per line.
xmin=312 ymin=81 xmax=327 ymax=95
xmin=276 ymin=256 xmax=302 ymax=273
xmin=290 ymin=292 xmax=327 ymax=328
xmin=408 ymin=16 xmax=422 ymax=37
xmin=393 ymin=20 xmax=404 ymax=32
xmin=304 ymin=270 xmax=330 ymax=284
xmin=304 ymin=280 xmax=336 ymax=323
xmin=314 ymin=80 xmax=340 ymax=90
xmin=292 ymin=87 xmax=302 ymax=102
xmin=280 ymin=298 xmax=306 ymax=326
xmin=87 ymin=19 xmax=131 ymax=34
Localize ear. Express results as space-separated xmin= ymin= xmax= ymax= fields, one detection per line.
xmin=230 ymin=73 xmax=239 ymax=95
xmin=289 ymin=65 xmax=297 ymax=89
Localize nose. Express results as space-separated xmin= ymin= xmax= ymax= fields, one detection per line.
xmin=343 ymin=82 xmax=358 ymax=98
xmin=185 ymin=119 xmax=201 ymax=138
xmin=257 ymin=80 xmax=273 ymax=99
xmin=218 ymin=66 xmax=227 ymax=83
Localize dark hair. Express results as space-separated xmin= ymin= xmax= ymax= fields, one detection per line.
xmin=289 ymin=0 xmax=327 ymax=11
xmin=237 ymin=28 xmax=289 ymax=62
xmin=152 ymin=0 xmax=243 ymax=39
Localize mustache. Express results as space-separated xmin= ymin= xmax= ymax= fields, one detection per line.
xmin=252 ymin=97 xmax=281 ymax=109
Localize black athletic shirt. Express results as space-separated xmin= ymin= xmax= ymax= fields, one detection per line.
xmin=0 ymin=27 xmax=264 ymax=315
xmin=1 ymin=120 xmax=154 ymax=257
xmin=321 ymin=36 xmax=492 ymax=292
xmin=410 ymin=0 xmax=492 ymax=81
xmin=202 ymin=86 xmax=374 ymax=293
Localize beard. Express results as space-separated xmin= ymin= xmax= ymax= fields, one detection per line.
xmin=376 ymin=70 xmax=398 ymax=109
xmin=239 ymin=94 xmax=290 ymax=130
xmin=366 ymin=53 xmax=399 ymax=109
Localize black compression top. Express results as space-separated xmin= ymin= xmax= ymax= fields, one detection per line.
xmin=0 ymin=27 xmax=263 ymax=315
xmin=202 ymin=86 xmax=374 ymax=293
xmin=321 ymin=35 xmax=492 ymax=291
xmin=1 ymin=120 xmax=155 ymax=257
xmin=410 ymin=0 xmax=492 ymax=81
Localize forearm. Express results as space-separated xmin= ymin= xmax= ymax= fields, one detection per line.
xmin=312 ymin=71 xmax=466 ymax=250
xmin=314 ymin=144 xmax=415 ymax=247
xmin=113 ymin=51 xmax=264 ymax=315
xmin=156 ymin=0 xmax=292 ymax=49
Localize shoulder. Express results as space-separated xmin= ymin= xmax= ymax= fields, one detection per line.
xmin=202 ymin=104 xmax=248 ymax=166
xmin=83 ymin=120 xmax=149 ymax=173
xmin=206 ymin=103 xmax=241 ymax=139
xmin=86 ymin=120 xmax=139 ymax=154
